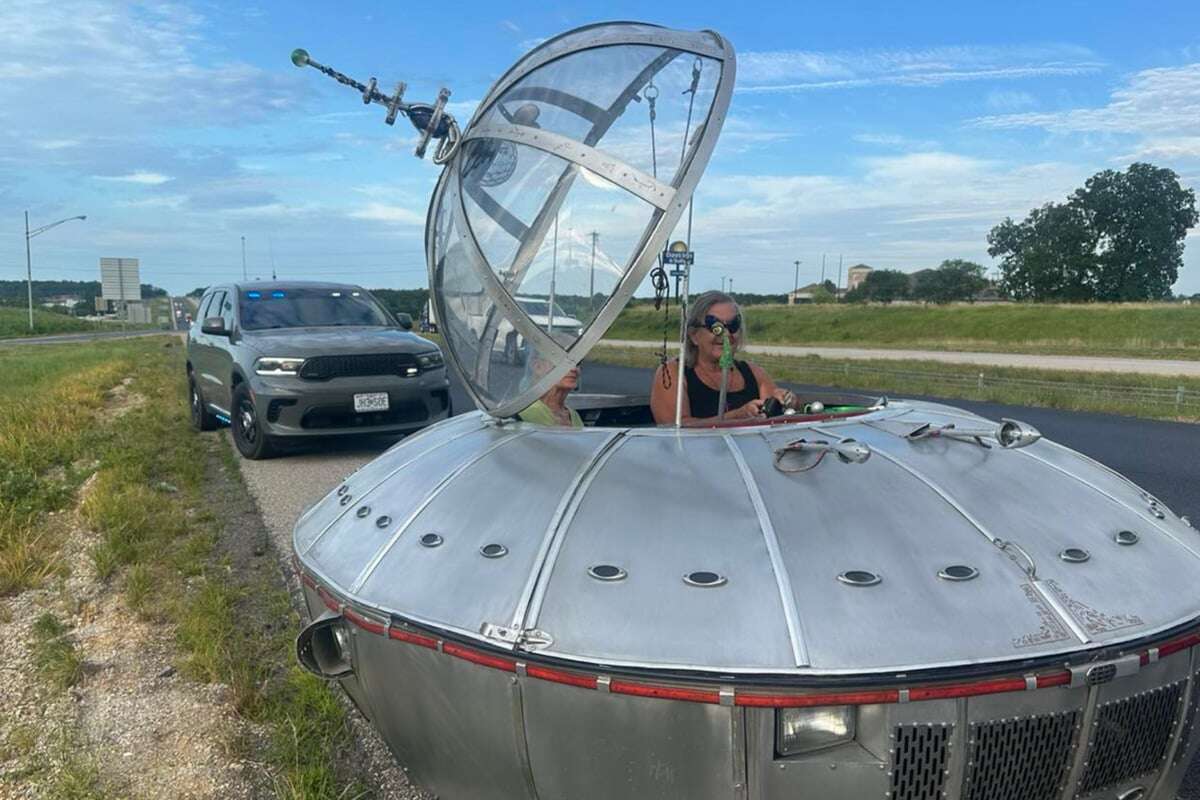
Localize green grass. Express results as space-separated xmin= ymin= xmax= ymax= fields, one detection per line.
xmin=1 ymin=335 xmax=363 ymax=798
xmin=31 ymin=612 xmax=83 ymax=691
xmin=605 ymin=302 xmax=1200 ymax=360
xmin=588 ymin=344 xmax=1200 ymax=422
xmin=0 ymin=306 xmax=109 ymax=338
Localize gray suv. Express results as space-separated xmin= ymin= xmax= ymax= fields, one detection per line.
xmin=186 ymin=281 xmax=450 ymax=459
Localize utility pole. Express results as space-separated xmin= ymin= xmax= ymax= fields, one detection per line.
xmin=720 ymin=276 xmax=725 ymax=293
xmin=820 ymin=253 xmax=827 ymax=286
xmin=24 ymin=212 xmax=32 ymax=331
xmin=836 ymin=254 xmax=843 ymax=302
xmin=588 ymin=231 xmax=598 ymax=314
xmin=728 ymin=277 xmax=733 ymax=298
xmin=241 ymin=235 xmax=247 ymax=281
xmin=792 ymin=259 xmax=801 ymax=304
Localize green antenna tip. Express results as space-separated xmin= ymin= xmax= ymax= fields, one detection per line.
xmin=291 ymin=48 xmax=310 ymax=67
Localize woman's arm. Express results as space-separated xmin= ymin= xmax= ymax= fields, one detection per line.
xmin=749 ymin=361 xmax=797 ymax=408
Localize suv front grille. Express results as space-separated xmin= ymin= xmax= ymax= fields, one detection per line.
xmin=963 ymin=711 xmax=1079 ymax=800
xmin=1078 ymin=681 xmax=1185 ymax=794
xmin=299 ymin=353 xmax=419 ymax=380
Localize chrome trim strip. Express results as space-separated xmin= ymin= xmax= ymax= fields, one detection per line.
xmin=509 ymin=430 xmax=625 ymax=629
xmin=349 ymin=429 xmax=535 ymax=592
xmin=300 ymin=416 xmax=488 ymax=555
xmin=724 ymin=435 xmax=810 ymax=667
xmin=523 ymin=435 xmax=632 ymax=627
xmin=1032 ymin=581 xmax=1092 ymax=644
xmin=464 ymin=123 xmax=676 ymax=210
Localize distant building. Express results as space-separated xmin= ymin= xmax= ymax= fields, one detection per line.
xmin=846 ymin=264 xmax=873 ymax=291
xmin=787 ymin=282 xmax=828 ymax=305
xmin=41 ymin=294 xmax=81 ymax=308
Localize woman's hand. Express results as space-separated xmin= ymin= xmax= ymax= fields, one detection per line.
xmin=727 ymin=398 xmax=765 ymax=419
xmin=772 ymin=388 xmax=798 ymax=409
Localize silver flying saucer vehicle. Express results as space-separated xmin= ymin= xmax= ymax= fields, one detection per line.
xmin=292 ymin=23 xmax=1200 ymax=800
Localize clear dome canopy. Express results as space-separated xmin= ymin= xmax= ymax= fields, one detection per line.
xmin=427 ymin=22 xmax=736 ymax=416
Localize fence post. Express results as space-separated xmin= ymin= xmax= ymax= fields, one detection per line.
xmin=1179 ymin=386 xmax=1186 ymax=409
xmin=978 ymin=372 xmax=985 ymax=391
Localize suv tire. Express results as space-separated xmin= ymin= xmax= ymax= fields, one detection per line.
xmin=231 ymin=383 xmax=276 ymax=459
xmin=189 ymin=374 xmax=218 ymax=432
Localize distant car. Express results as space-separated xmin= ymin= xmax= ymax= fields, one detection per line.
xmin=490 ymin=296 xmax=584 ymax=364
xmin=186 ymin=281 xmax=451 ymax=459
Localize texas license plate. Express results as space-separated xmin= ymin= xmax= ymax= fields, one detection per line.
xmin=353 ymin=392 xmax=390 ymax=413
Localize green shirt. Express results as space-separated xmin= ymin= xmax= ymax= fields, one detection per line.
xmin=518 ymin=399 xmax=583 ymax=428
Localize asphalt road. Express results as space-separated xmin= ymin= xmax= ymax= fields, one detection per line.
xmin=607 ymin=338 xmax=1200 ymax=377
xmin=234 ymin=361 xmax=1200 ymax=798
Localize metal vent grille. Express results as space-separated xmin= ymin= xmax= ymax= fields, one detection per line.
xmin=299 ymin=353 xmax=418 ymax=380
xmin=1078 ymin=681 xmax=1185 ymax=794
xmin=962 ymin=711 xmax=1079 ymax=800
xmin=890 ymin=723 xmax=951 ymax=800
xmin=1174 ymin=672 xmax=1200 ymax=767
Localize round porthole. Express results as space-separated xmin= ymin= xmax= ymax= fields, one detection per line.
xmin=1115 ymin=530 xmax=1139 ymax=546
xmin=339 ymin=494 xmax=352 ymax=506
xmin=938 ymin=565 xmax=979 ymax=582
xmin=356 ymin=505 xmax=371 ymax=518
xmin=683 ymin=571 xmax=726 ymax=587
xmin=420 ymin=533 xmax=443 ymax=548
xmin=587 ymin=564 xmax=627 ymax=581
xmin=375 ymin=515 xmax=391 ymax=529
xmin=1150 ymin=508 xmax=1165 ymax=519
xmin=1060 ymin=548 xmax=1090 ymax=563
xmin=480 ymin=543 xmax=508 ymax=559
xmin=837 ymin=570 xmax=881 ymax=587
xmin=336 ymin=485 xmax=348 ymax=496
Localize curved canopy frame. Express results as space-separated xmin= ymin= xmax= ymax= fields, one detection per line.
xmin=427 ymin=22 xmax=736 ymax=417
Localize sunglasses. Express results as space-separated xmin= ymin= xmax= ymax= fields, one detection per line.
xmin=695 ymin=313 xmax=741 ymax=335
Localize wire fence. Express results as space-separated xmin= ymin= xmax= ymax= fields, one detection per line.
xmin=750 ymin=354 xmax=1200 ymax=412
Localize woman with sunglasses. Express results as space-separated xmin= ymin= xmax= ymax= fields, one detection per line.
xmin=650 ymin=290 xmax=797 ymax=425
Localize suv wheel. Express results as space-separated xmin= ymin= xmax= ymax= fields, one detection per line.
xmin=231 ymin=383 xmax=276 ymax=459
xmin=189 ymin=374 xmax=218 ymax=431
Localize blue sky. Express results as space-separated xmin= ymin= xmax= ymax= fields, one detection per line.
xmin=3 ymin=0 xmax=1199 ymax=296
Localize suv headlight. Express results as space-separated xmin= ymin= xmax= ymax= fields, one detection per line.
xmin=415 ymin=350 xmax=444 ymax=370
xmin=776 ymin=706 xmax=855 ymax=756
xmin=255 ymin=357 xmax=305 ymax=376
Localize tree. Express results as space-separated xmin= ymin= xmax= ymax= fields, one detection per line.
xmin=843 ymin=269 xmax=910 ymax=303
xmin=911 ymin=259 xmax=989 ymax=303
xmin=1072 ymin=163 xmax=1198 ymax=301
xmin=988 ymin=163 xmax=1197 ymax=302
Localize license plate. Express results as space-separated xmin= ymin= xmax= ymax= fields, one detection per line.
xmin=353 ymin=392 xmax=390 ymax=413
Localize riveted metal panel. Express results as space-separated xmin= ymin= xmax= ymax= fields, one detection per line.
xmin=1172 ymin=666 xmax=1200 ymax=767
xmin=521 ymin=676 xmax=734 ymax=799
xmin=351 ymin=633 xmax=533 ymax=800
xmin=534 ymin=433 xmax=796 ymax=669
xmin=820 ymin=416 xmax=1200 ymax=650
xmin=303 ymin=426 xmax=513 ymax=587
xmin=1078 ymin=681 xmax=1185 ymax=794
xmin=356 ymin=428 xmax=615 ymax=632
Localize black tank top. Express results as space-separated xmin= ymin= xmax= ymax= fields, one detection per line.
xmin=684 ymin=361 xmax=759 ymax=419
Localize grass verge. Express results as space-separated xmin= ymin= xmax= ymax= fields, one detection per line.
xmin=0 ymin=335 xmax=365 ymax=798
xmin=606 ymin=302 xmax=1200 ymax=360
xmin=588 ymin=344 xmax=1200 ymax=422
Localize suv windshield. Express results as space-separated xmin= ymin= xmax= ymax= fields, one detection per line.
xmin=239 ymin=288 xmax=393 ymax=331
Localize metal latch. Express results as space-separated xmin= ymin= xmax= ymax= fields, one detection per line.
xmin=480 ymin=622 xmax=554 ymax=651
xmin=1068 ymin=653 xmax=1141 ymax=688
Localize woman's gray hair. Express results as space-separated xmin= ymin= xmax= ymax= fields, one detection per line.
xmin=683 ymin=290 xmax=744 ymax=367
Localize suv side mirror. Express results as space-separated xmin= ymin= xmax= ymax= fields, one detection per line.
xmin=201 ymin=317 xmax=229 ymax=336
xmin=395 ymin=312 xmax=414 ymax=331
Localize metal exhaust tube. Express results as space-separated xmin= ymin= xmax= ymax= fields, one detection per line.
xmin=296 ymin=611 xmax=355 ymax=679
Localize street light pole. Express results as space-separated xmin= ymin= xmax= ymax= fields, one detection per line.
xmin=25 ymin=211 xmax=87 ymax=332
xmin=793 ymin=259 xmax=801 ymax=304
xmin=241 ymin=235 xmax=247 ymax=281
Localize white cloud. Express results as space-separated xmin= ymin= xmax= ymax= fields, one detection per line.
xmin=500 ymin=20 xmax=521 ymax=34
xmin=972 ymin=63 xmax=1200 ymax=135
xmin=738 ymin=44 xmax=1103 ymax=93
xmin=348 ymin=203 xmax=425 ymax=225
xmin=986 ymin=89 xmax=1036 ymax=111
xmin=94 ymin=171 xmax=173 ymax=185
xmin=853 ymin=132 xmax=941 ymax=150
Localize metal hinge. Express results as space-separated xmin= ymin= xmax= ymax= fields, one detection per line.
xmin=480 ymin=622 xmax=554 ymax=651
